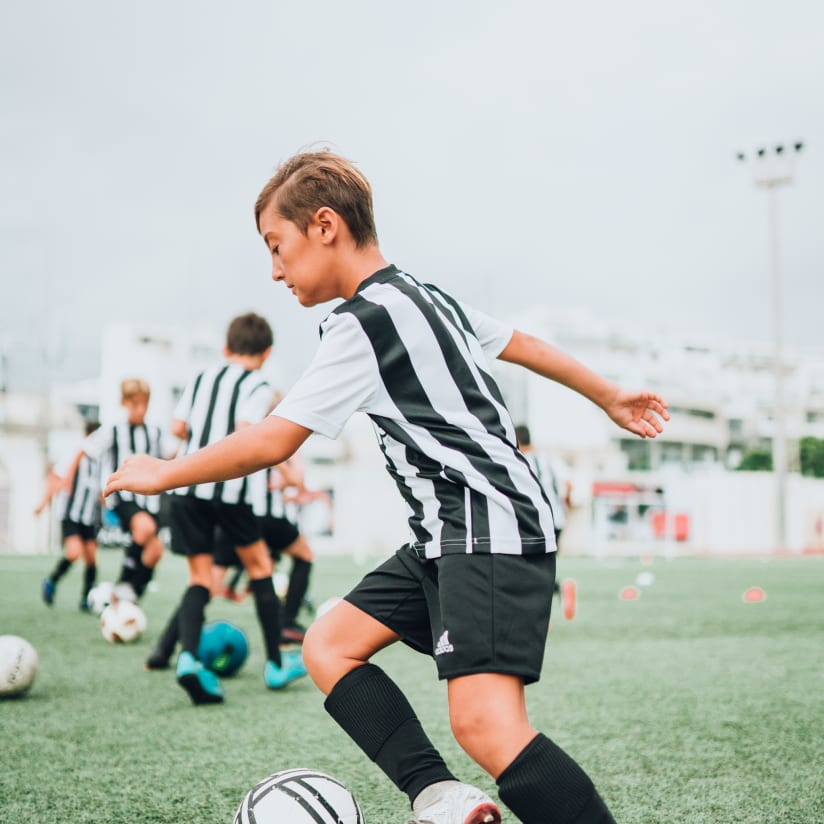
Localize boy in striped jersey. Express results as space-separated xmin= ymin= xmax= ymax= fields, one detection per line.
xmin=65 ymin=379 xmax=167 ymax=600
xmin=159 ymin=312 xmax=306 ymax=704
xmin=36 ymin=420 xmax=102 ymax=611
xmin=105 ymin=152 xmax=669 ymax=823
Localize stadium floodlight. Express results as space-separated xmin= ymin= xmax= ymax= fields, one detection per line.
xmin=736 ymin=140 xmax=804 ymax=552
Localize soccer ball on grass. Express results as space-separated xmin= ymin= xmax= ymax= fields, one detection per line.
xmin=234 ymin=768 xmax=364 ymax=824
xmin=0 ymin=635 xmax=39 ymax=697
xmin=198 ymin=620 xmax=249 ymax=676
xmin=100 ymin=600 xmax=147 ymax=643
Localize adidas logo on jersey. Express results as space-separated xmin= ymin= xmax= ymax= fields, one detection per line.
xmin=434 ymin=631 xmax=454 ymax=656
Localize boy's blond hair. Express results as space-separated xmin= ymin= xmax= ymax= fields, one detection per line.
xmin=254 ymin=151 xmax=378 ymax=248
xmin=120 ymin=378 xmax=151 ymax=401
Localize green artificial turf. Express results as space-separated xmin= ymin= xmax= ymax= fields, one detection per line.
xmin=1 ymin=551 xmax=822 ymax=823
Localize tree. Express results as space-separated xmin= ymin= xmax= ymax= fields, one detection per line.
xmin=800 ymin=437 xmax=824 ymax=478
xmin=736 ymin=448 xmax=772 ymax=471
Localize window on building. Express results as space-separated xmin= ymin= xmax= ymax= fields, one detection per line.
xmin=620 ymin=439 xmax=651 ymax=471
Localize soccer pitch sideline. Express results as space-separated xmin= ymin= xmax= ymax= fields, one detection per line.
xmin=1 ymin=551 xmax=822 ymax=824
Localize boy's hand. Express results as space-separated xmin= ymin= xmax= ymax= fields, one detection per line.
xmin=104 ymin=455 xmax=168 ymax=497
xmin=604 ymin=390 xmax=669 ymax=438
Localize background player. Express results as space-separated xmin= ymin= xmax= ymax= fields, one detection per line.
xmin=64 ymin=379 xmax=167 ymax=600
xmin=159 ymin=312 xmax=306 ymax=704
xmin=515 ymin=423 xmax=577 ymax=620
xmin=36 ymin=420 xmax=102 ymax=611
xmin=105 ymin=151 xmax=668 ymax=823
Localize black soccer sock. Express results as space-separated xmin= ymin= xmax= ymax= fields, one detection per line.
xmin=49 ymin=557 xmax=73 ymax=584
xmin=324 ymin=663 xmax=455 ymax=805
xmin=496 ymin=733 xmax=616 ymax=824
xmin=131 ymin=559 xmax=155 ymax=598
xmin=117 ymin=542 xmax=143 ymax=586
xmin=249 ymin=576 xmax=282 ymax=667
xmin=282 ymin=558 xmax=312 ymax=626
xmin=178 ymin=585 xmax=210 ymax=656
xmin=227 ymin=566 xmax=244 ymax=592
xmin=156 ymin=605 xmax=182 ymax=659
xmin=82 ymin=563 xmax=97 ymax=600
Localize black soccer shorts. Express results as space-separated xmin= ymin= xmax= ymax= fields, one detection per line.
xmin=61 ymin=519 xmax=98 ymax=542
xmin=169 ymin=496 xmax=260 ymax=558
xmin=345 ymin=545 xmax=556 ymax=684
xmin=213 ymin=515 xmax=299 ymax=567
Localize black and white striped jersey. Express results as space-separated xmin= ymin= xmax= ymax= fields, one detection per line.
xmin=84 ymin=423 xmax=165 ymax=514
xmin=246 ymin=467 xmax=300 ymax=523
xmin=275 ymin=265 xmax=557 ymax=559
xmin=56 ymin=453 xmax=101 ymax=527
xmin=172 ymin=362 xmax=273 ymax=503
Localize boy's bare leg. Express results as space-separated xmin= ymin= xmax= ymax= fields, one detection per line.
xmin=448 ymin=676 xmax=615 ymax=823
xmin=305 ymin=602 xmax=491 ymax=819
xmin=447 ymin=674 xmax=536 ymax=778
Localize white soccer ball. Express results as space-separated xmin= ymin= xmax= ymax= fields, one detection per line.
xmin=0 ymin=635 xmax=39 ymax=697
xmin=234 ymin=769 xmax=364 ymax=824
xmin=635 ymin=571 xmax=655 ymax=587
xmin=87 ymin=581 xmax=115 ymax=616
xmin=100 ymin=600 xmax=147 ymax=643
xmin=112 ymin=582 xmax=138 ymax=603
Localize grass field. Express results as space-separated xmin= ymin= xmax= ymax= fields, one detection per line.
xmin=1 ymin=550 xmax=823 ymax=824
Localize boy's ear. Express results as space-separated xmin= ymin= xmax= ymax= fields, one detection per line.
xmin=313 ymin=207 xmax=338 ymax=245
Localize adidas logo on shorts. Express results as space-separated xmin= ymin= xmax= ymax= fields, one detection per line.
xmin=434 ymin=630 xmax=454 ymax=656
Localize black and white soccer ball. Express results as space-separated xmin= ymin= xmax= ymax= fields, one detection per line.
xmin=0 ymin=635 xmax=39 ymax=697
xmin=233 ymin=768 xmax=364 ymax=824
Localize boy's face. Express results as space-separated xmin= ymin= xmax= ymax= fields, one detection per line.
xmin=122 ymin=395 xmax=149 ymax=424
xmin=259 ymin=202 xmax=339 ymax=307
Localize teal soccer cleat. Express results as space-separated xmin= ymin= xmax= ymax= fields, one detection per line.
xmin=176 ymin=651 xmax=224 ymax=705
xmin=263 ymin=649 xmax=308 ymax=689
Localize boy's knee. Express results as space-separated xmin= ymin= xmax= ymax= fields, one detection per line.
xmin=449 ymin=703 xmax=487 ymax=750
xmin=302 ymin=622 xmax=330 ymax=685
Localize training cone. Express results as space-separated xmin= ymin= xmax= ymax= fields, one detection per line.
xmin=742 ymin=586 xmax=766 ymax=603
xmin=561 ymin=579 xmax=577 ymax=620
xmin=619 ymin=585 xmax=640 ymax=601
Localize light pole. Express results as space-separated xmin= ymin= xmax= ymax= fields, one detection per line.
xmin=736 ymin=141 xmax=803 ymax=552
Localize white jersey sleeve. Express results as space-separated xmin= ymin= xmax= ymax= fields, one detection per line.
xmin=80 ymin=425 xmax=114 ymax=461
xmin=273 ymin=312 xmax=380 ymax=439
xmin=459 ymin=301 xmax=514 ymax=359
xmin=236 ymin=380 xmax=273 ymax=426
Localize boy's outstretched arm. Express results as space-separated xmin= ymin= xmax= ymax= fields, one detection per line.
xmin=103 ymin=416 xmax=312 ymax=499
xmin=499 ymin=330 xmax=670 ymax=438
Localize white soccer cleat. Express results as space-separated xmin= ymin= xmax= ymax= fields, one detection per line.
xmin=407 ymin=781 xmax=502 ymax=824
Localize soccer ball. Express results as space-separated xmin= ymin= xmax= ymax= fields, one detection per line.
xmin=198 ymin=620 xmax=249 ymax=676
xmin=0 ymin=635 xmax=39 ymax=697
xmin=234 ymin=769 xmax=364 ymax=824
xmin=86 ymin=581 xmax=115 ymax=615
xmin=100 ymin=600 xmax=147 ymax=643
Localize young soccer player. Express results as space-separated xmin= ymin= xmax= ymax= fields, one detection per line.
xmin=36 ymin=420 xmax=102 ymax=611
xmin=156 ymin=312 xmax=306 ymax=704
xmin=66 ymin=380 xmax=166 ymax=600
xmin=515 ymin=423 xmax=577 ymax=620
xmin=105 ymin=151 xmax=669 ymax=823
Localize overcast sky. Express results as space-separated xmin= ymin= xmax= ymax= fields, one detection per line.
xmin=1 ymin=0 xmax=821 ymax=393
